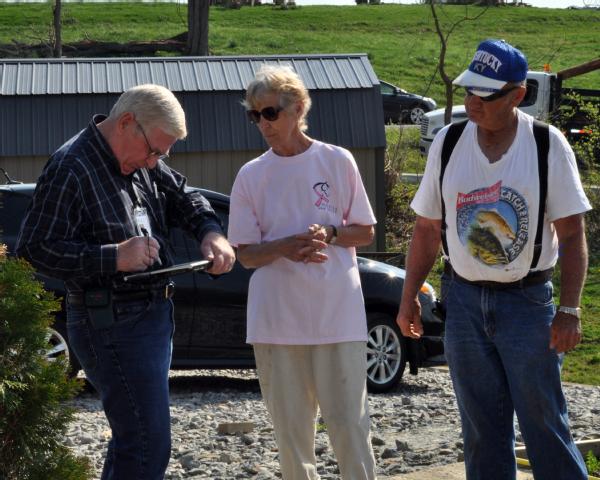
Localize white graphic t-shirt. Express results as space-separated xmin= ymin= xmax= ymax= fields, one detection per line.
xmin=228 ymin=140 xmax=377 ymax=345
xmin=412 ymin=110 xmax=591 ymax=283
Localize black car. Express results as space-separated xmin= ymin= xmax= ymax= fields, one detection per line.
xmin=380 ymin=80 xmax=437 ymax=125
xmin=0 ymin=182 xmax=445 ymax=393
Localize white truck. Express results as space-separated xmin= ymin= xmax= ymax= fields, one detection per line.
xmin=419 ymin=59 xmax=600 ymax=158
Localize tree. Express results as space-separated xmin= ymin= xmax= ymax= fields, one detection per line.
xmin=187 ymin=0 xmax=210 ymax=56
xmin=53 ymin=0 xmax=62 ymax=58
xmin=0 ymin=246 xmax=91 ymax=480
xmin=429 ymin=1 xmax=488 ymax=124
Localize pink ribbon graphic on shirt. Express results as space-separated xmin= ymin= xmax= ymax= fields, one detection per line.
xmin=313 ymin=182 xmax=330 ymax=207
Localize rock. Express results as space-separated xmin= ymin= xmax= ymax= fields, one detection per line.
xmin=217 ymin=422 xmax=256 ymax=435
xmin=179 ymin=453 xmax=201 ymax=470
xmin=78 ymin=435 xmax=95 ymax=445
xmin=395 ymin=440 xmax=410 ymax=451
xmin=240 ymin=433 xmax=256 ymax=445
xmin=381 ymin=448 xmax=401 ymax=459
xmin=218 ymin=452 xmax=235 ymax=463
xmin=315 ymin=443 xmax=328 ymax=455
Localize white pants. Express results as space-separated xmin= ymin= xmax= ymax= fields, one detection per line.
xmin=253 ymin=342 xmax=377 ymax=480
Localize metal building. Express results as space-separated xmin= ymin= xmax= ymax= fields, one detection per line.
xmin=0 ymin=55 xmax=387 ymax=249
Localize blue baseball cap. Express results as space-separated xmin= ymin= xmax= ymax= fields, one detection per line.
xmin=453 ymin=39 xmax=528 ymax=97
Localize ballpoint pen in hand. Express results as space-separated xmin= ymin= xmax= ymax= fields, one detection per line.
xmin=140 ymin=227 xmax=163 ymax=266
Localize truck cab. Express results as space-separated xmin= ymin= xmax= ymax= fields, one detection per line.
xmin=419 ymin=71 xmax=556 ymax=157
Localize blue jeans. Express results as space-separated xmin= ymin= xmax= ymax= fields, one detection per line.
xmin=442 ymin=274 xmax=587 ymax=480
xmin=67 ymin=297 xmax=174 ymax=480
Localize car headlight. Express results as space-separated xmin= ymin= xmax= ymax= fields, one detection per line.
xmin=419 ymin=282 xmax=437 ymax=302
xmin=423 ymin=98 xmax=436 ymax=108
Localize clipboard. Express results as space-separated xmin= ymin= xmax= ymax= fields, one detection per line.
xmin=123 ymin=260 xmax=212 ymax=282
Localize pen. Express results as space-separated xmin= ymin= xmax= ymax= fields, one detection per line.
xmin=140 ymin=227 xmax=163 ymax=266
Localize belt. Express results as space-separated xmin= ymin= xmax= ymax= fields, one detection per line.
xmin=444 ymin=262 xmax=553 ymax=290
xmin=67 ymin=282 xmax=175 ymax=307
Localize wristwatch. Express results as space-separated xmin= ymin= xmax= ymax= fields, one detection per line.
xmin=558 ymin=306 xmax=582 ymax=319
xmin=327 ymin=225 xmax=338 ymax=245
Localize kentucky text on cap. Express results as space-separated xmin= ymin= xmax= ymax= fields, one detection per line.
xmin=453 ymin=39 xmax=528 ymax=97
xmin=472 ymin=51 xmax=503 ymax=73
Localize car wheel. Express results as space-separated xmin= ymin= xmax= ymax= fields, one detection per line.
xmin=46 ymin=321 xmax=81 ymax=377
xmin=366 ymin=312 xmax=407 ymax=393
xmin=409 ymin=106 xmax=426 ymax=125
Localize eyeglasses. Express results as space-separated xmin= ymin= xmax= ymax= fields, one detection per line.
xmin=246 ymin=106 xmax=284 ymax=124
xmin=136 ymin=121 xmax=169 ymax=162
xmin=464 ymin=86 xmax=520 ymax=103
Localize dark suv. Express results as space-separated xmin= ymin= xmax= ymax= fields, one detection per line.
xmin=0 ymin=182 xmax=445 ymax=392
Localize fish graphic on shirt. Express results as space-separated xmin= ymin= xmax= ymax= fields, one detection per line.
xmin=475 ymin=210 xmax=516 ymax=248
xmin=466 ymin=210 xmax=516 ymax=266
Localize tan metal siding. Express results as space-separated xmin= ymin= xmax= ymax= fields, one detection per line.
xmin=0 ymin=156 xmax=47 ymax=183
xmin=168 ymin=150 xmax=263 ymax=196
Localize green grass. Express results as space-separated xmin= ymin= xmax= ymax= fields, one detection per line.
xmin=385 ymin=125 xmax=423 ymax=174
xmin=562 ymin=262 xmax=600 ymax=385
xmin=0 ymin=2 xmax=598 ymax=107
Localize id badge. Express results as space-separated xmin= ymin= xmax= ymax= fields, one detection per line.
xmin=133 ymin=206 xmax=152 ymax=236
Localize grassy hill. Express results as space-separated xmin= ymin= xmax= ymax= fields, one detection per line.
xmin=0 ymin=2 xmax=598 ymax=107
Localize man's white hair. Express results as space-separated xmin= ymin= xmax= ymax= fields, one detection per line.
xmin=110 ymin=84 xmax=187 ymax=139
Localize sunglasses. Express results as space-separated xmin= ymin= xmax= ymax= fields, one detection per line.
xmin=246 ymin=106 xmax=284 ymax=124
xmin=464 ymin=86 xmax=520 ymax=102
xmin=136 ymin=121 xmax=169 ymax=162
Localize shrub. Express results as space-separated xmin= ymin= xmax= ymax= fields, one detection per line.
xmin=0 ymin=246 xmax=91 ymax=480
xmin=586 ymin=450 xmax=600 ymax=477
xmin=384 ymin=126 xmax=419 ymax=254
xmin=556 ymin=92 xmax=600 ymax=172
xmin=557 ymin=92 xmax=600 ymax=255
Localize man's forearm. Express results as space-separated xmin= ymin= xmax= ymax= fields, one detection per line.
xmin=401 ymin=218 xmax=441 ymax=305
xmin=17 ymin=240 xmax=117 ymax=280
xmin=558 ymin=229 xmax=587 ymax=308
xmin=553 ymin=214 xmax=588 ymax=308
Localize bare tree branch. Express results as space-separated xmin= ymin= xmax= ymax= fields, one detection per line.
xmin=430 ymin=1 xmax=489 ymax=124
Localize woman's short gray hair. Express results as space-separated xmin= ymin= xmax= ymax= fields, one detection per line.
xmin=244 ymin=65 xmax=312 ymax=132
xmin=109 ymin=84 xmax=187 ymax=139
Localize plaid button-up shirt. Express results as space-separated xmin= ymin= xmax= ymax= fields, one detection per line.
xmin=16 ymin=115 xmax=223 ymax=293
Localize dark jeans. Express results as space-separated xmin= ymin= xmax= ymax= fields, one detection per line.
xmin=442 ymin=274 xmax=587 ymax=480
xmin=67 ymin=297 xmax=174 ymax=480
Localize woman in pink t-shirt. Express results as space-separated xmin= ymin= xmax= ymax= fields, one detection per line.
xmin=228 ymin=65 xmax=378 ymax=479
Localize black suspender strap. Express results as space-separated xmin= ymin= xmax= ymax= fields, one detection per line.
xmin=531 ymin=119 xmax=550 ymax=270
xmin=439 ymin=120 xmax=468 ymax=257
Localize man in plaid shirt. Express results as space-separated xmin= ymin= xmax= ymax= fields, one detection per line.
xmin=17 ymin=84 xmax=235 ymax=480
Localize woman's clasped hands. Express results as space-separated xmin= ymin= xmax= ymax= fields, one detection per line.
xmin=284 ymin=223 xmax=331 ymax=264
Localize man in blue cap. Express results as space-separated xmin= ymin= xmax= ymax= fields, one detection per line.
xmin=396 ymin=39 xmax=590 ymax=479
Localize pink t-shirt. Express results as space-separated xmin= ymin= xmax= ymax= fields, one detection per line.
xmin=228 ymin=140 xmax=377 ymax=345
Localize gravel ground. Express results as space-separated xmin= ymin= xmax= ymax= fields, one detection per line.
xmin=65 ymin=367 xmax=600 ymax=479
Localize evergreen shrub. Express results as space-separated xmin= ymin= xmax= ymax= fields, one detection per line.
xmin=0 ymin=246 xmax=91 ymax=480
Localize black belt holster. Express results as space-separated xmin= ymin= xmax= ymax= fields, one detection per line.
xmin=85 ymin=288 xmax=114 ymax=330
